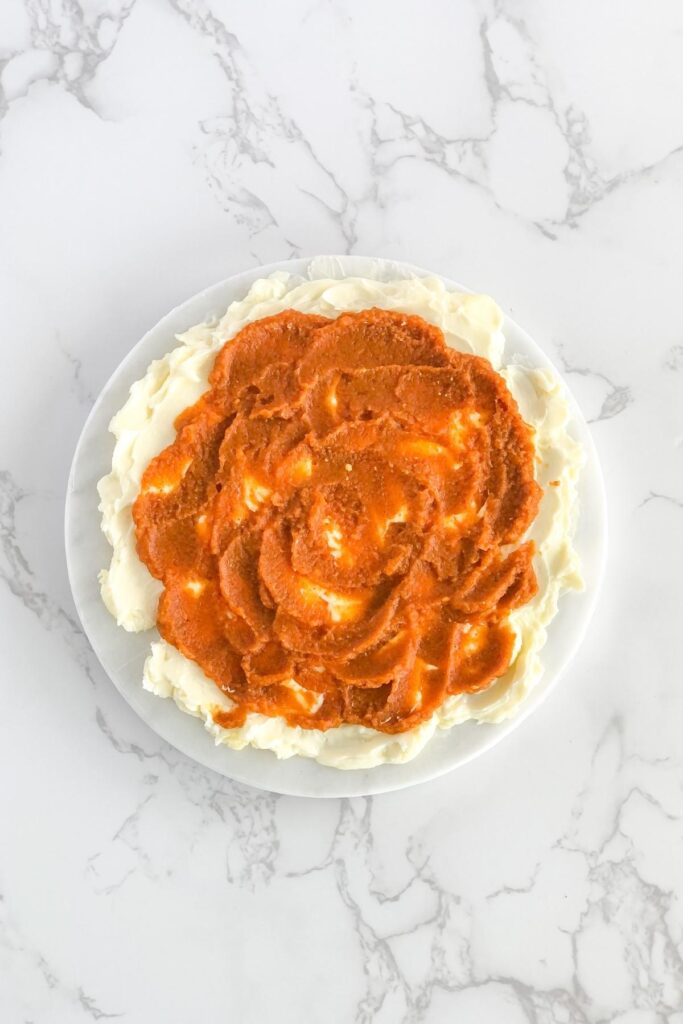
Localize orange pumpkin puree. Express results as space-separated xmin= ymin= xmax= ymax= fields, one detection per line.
xmin=133 ymin=309 xmax=541 ymax=734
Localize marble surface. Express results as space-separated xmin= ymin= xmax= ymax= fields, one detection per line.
xmin=1 ymin=0 xmax=682 ymax=1019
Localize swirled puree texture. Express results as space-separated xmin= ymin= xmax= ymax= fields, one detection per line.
xmin=99 ymin=270 xmax=583 ymax=769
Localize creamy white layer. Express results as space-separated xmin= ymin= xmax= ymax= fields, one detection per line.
xmin=98 ymin=268 xmax=582 ymax=769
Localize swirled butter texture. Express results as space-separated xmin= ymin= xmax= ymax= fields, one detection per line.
xmin=98 ymin=267 xmax=583 ymax=769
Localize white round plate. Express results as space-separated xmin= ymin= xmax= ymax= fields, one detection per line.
xmin=65 ymin=256 xmax=607 ymax=798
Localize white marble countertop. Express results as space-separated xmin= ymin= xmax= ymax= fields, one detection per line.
xmin=2 ymin=1 xmax=682 ymax=1020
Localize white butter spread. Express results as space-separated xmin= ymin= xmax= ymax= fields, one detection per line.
xmin=98 ymin=266 xmax=583 ymax=769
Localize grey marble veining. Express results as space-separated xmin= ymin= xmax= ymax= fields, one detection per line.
xmin=1 ymin=0 xmax=682 ymax=1021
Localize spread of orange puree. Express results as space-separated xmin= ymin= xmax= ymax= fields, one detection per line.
xmin=133 ymin=308 xmax=541 ymax=734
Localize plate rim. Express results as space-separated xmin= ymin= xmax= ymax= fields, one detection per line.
xmin=64 ymin=255 xmax=608 ymax=798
